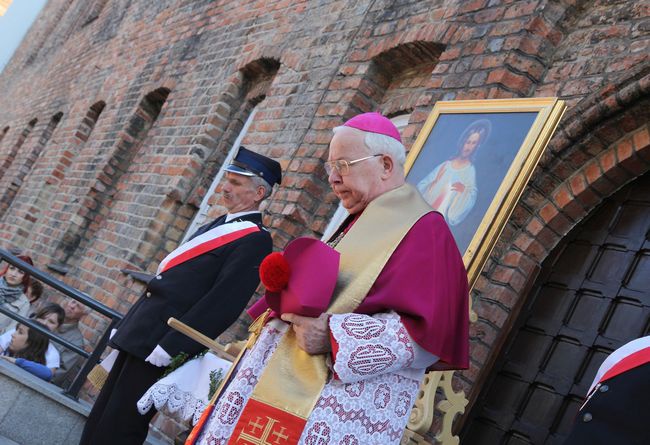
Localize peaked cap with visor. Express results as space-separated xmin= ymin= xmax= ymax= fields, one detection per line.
xmin=224 ymin=146 xmax=282 ymax=187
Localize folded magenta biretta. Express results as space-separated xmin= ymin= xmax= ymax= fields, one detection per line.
xmin=256 ymin=237 xmax=340 ymax=318
xmin=343 ymin=112 xmax=401 ymax=143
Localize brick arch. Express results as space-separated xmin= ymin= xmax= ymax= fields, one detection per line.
xmin=0 ymin=118 xmax=37 ymax=184
xmin=544 ymin=68 xmax=650 ymax=161
xmin=125 ymin=58 xmax=282 ymax=273
xmin=183 ymin=57 xmax=281 ymax=208
xmin=48 ymin=87 xmax=170 ymax=274
xmin=236 ymin=47 xmax=283 ymax=73
xmin=363 ymin=27 xmax=447 ymax=62
xmin=4 ymin=100 xmax=109 ymax=249
xmin=512 ymin=70 xmax=650 ymax=262
xmin=0 ymin=112 xmax=63 ymax=220
xmin=515 ymin=121 xmax=649 ymax=282
xmin=462 ymin=91 xmax=650 ymax=418
xmin=322 ymin=40 xmax=445 ymax=121
xmin=370 ymin=41 xmax=445 ymax=119
xmin=293 ymin=40 xmax=445 ymax=240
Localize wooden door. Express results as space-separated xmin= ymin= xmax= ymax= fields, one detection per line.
xmin=462 ymin=172 xmax=650 ymax=444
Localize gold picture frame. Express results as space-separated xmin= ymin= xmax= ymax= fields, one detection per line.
xmin=405 ymin=98 xmax=566 ymax=292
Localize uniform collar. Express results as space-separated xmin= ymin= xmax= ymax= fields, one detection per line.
xmin=225 ymin=210 xmax=261 ymax=222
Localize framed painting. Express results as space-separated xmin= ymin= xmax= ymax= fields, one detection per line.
xmin=405 ymin=98 xmax=566 ymax=290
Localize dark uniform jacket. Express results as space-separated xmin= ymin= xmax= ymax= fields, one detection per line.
xmin=110 ymin=213 xmax=272 ymax=360
xmin=563 ymin=362 xmax=650 ymax=445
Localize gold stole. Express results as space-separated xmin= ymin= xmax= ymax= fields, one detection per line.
xmin=228 ymin=184 xmax=431 ymax=444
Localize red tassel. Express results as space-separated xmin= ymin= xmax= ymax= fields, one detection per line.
xmin=259 ymin=252 xmax=290 ymax=292
xmin=185 ymin=404 xmax=215 ymax=445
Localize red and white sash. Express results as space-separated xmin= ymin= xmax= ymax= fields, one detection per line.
xmin=582 ymin=336 xmax=650 ymax=409
xmin=157 ymin=221 xmax=260 ymax=274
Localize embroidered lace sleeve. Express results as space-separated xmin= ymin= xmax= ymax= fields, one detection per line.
xmin=329 ymin=311 xmax=437 ymax=383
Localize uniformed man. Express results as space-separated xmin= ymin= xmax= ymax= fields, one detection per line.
xmin=80 ymin=147 xmax=282 ymax=445
xmin=563 ymin=335 xmax=650 ymax=444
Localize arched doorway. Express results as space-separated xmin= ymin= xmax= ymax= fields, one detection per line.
xmin=462 ymin=172 xmax=650 ymax=444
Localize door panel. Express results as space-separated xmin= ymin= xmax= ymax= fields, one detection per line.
xmin=463 ymin=172 xmax=650 ymax=444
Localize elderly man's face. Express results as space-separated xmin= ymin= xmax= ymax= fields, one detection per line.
xmin=327 ymin=128 xmax=384 ymax=214
xmin=221 ymin=172 xmax=263 ymax=213
xmin=64 ymin=299 xmax=86 ymax=321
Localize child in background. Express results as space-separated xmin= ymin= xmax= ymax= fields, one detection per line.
xmin=0 ymin=321 xmax=53 ymax=381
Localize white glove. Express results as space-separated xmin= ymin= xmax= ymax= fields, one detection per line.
xmin=145 ymin=345 xmax=172 ymax=367
xmin=99 ymin=349 xmax=119 ymax=372
xmin=109 ymin=328 xmax=117 ymax=340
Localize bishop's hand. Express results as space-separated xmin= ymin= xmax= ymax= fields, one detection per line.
xmin=281 ymin=313 xmax=331 ymax=355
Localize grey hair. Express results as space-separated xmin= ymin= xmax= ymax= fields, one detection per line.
xmin=364 ymin=132 xmax=406 ymax=168
xmin=332 ymin=126 xmax=406 ymax=168
xmin=251 ymin=175 xmax=273 ymax=200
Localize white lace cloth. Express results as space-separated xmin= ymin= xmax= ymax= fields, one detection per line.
xmin=137 ymin=352 xmax=232 ymax=426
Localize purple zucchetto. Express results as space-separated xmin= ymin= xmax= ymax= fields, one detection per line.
xmin=342 ymin=112 xmax=402 ymax=143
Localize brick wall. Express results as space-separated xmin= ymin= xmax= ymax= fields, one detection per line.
xmin=0 ymin=0 xmax=647 ymax=440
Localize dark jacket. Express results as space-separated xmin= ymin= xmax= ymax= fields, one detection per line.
xmin=562 ymin=362 xmax=650 ymax=445
xmin=110 ymin=213 xmax=272 ymax=360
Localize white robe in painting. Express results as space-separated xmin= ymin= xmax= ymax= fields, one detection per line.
xmin=197 ymin=313 xmax=437 ymax=445
xmin=417 ymin=160 xmax=477 ymax=226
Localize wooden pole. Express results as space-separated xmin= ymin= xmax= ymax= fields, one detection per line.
xmin=167 ymin=317 xmax=235 ymax=361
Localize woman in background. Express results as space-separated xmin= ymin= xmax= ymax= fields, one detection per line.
xmin=0 ymin=321 xmax=53 ymax=381
xmin=0 ymin=255 xmax=34 ymax=333
xmin=0 ymin=303 xmax=65 ymax=373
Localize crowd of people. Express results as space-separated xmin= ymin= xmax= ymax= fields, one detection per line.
xmin=0 ymin=254 xmax=86 ymax=386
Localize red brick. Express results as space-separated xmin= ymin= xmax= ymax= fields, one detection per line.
xmin=600 ymin=148 xmax=635 ymax=185
xmin=501 ymin=250 xmax=521 ymax=269
xmin=486 ymin=68 xmax=534 ymax=93
xmin=598 ymin=146 xmax=618 ymax=173
xmin=509 ymin=204 xmax=533 ymax=228
xmin=460 ymin=361 xmax=483 ymax=387
xmin=636 ymin=138 xmax=650 ymax=163
xmin=526 ymin=238 xmax=549 ymax=262
xmin=612 ymin=132 xmax=648 ymax=175
xmin=499 ymin=274 xmax=525 ymax=303
xmin=614 ymin=135 xmax=633 ymax=161
xmin=539 ymin=202 xmax=559 ymax=224
xmin=583 ymin=160 xmax=602 ymax=185
xmin=456 ymin=0 xmax=489 ymax=14
xmin=470 ymin=321 xmax=499 ymax=347
xmin=525 ymin=216 xmax=544 ymax=236
xmin=562 ymin=197 xmax=587 ymax=222
xmin=551 ymin=184 xmax=574 ymax=210
xmin=475 ymin=298 xmax=509 ymax=328
xmin=632 ymin=127 xmax=650 ymax=151
xmin=470 ymin=341 xmax=491 ymax=364
xmin=547 ymin=211 xmax=573 ymax=235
